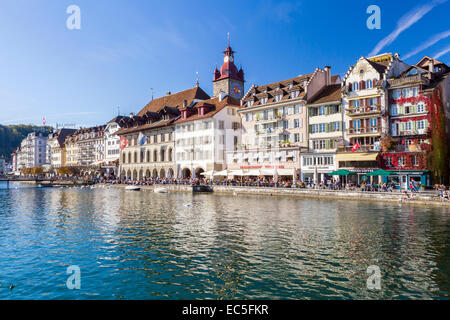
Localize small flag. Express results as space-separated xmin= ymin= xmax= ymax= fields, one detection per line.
xmin=119 ymin=136 xmax=129 ymax=150
xmin=351 ymin=141 xmax=360 ymax=152
xmin=137 ymin=132 xmax=146 ymax=146
xmin=43 ymin=117 xmax=46 ymax=125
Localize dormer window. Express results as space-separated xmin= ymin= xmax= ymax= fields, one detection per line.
xmin=199 ymin=107 xmax=204 ymax=116
xmin=288 ymin=84 xmax=293 ymax=89
xmin=290 ymin=91 xmax=300 ymax=99
xmin=260 ymin=97 xmax=268 ymax=104
xmin=274 ymin=94 xmax=283 ymax=102
xmin=182 ymin=110 xmax=187 ymax=119
xmin=247 ymin=100 xmax=254 ymax=107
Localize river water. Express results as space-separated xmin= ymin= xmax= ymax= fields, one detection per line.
xmin=0 ymin=182 xmax=448 ymax=299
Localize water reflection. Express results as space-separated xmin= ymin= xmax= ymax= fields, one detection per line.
xmin=0 ymin=183 xmax=448 ymax=299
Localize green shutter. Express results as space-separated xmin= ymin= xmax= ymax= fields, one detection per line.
xmin=309 ymin=124 xmax=313 ymax=133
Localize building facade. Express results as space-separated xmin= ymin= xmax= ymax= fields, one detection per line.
xmin=175 ymin=95 xmax=242 ymax=178
xmin=338 ymin=53 xmax=409 ymax=183
xmin=302 ymin=78 xmax=343 ymax=183
xmin=379 ymin=56 xmax=450 ymax=189
xmin=117 ymin=86 xmax=210 ymax=180
xmin=46 ymin=129 xmax=77 ymax=169
xmin=64 ymin=126 xmax=106 ymax=171
xmin=17 ymin=131 xmax=49 ymax=169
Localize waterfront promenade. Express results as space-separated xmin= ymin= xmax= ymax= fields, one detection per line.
xmin=106 ymin=183 xmax=450 ymax=207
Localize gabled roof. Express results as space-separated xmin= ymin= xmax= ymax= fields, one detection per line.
xmin=343 ymin=53 xmax=396 ymax=83
xmin=308 ymin=84 xmax=341 ymax=105
xmin=137 ymin=87 xmax=210 ymax=116
xmin=241 ymin=74 xmax=312 ymax=107
xmin=174 ymin=95 xmax=240 ymax=124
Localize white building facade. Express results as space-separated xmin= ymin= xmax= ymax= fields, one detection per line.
xmin=175 ymin=96 xmax=242 ymax=178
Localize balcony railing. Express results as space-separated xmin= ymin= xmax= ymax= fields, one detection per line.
xmin=337 ymin=145 xmax=378 ymax=152
xmin=387 ymin=74 xmax=429 ymax=86
xmin=393 ymin=129 xmax=426 ymax=137
xmin=347 ymin=126 xmax=381 ymax=136
xmin=346 ymin=105 xmax=381 ymax=116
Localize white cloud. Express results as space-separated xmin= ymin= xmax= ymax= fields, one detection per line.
xmin=369 ymin=0 xmax=448 ymax=57
xmin=434 ymin=45 xmax=450 ymax=59
xmin=403 ymin=30 xmax=450 ymax=60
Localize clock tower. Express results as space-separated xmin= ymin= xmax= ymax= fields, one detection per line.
xmin=213 ymin=44 xmax=245 ymax=99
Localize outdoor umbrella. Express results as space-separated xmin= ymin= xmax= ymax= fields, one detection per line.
xmin=328 ymin=169 xmax=354 ymax=176
xmin=366 ymin=169 xmax=396 ymax=176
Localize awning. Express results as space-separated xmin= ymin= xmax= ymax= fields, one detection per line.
xmin=335 ymin=153 xmax=379 ymax=162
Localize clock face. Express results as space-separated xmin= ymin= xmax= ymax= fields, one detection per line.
xmin=232 ymin=83 xmax=242 ymax=97
xmin=224 ymin=56 xmax=229 ymax=63
xmin=229 ymin=56 xmax=234 ymax=62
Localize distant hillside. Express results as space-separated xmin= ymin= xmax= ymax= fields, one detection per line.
xmin=0 ymin=125 xmax=53 ymax=160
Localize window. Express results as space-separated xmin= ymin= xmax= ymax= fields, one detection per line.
xmin=260 ymin=97 xmax=268 ymax=104
xmin=319 ymin=123 xmax=326 ymax=132
xmin=412 ymin=155 xmax=418 ymax=166
xmin=398 ymin=156 xmax=405 ymax=167
xmin=354 ymin=100 xmax=360 ymax=107
xmin=319 ymin=106 xmax=326 ymax=115
xmin=294 ymin=104 xmax=301 ymax=114
xmin=366 ymin=79 xmax=372 ymax=89
xmin=333 ymin=122 xmax=341 ymax=131
xmin=294 ymin=133 xmax=300 ymax=142
xmin=418 ymin=103 xmax=424 ymax=113
xmin=354 ymin=119 xmax=361 ymax=129
xmin=294 ymin=119 xmax=300 ymax=128
xmin=418 ymin=120 xmax=425 ymax=130
xmin=219 ymin=120 xmax=224 ymax=130
xmin=248 ymin=100 xmax=254 ymax=107
xmin=274 ymin=94 xmax=283 ymax=102
xmin=283 ymin=120 xmax=288 ymax=130
xmin=370 ymin=118 xmax=377 ymax=127
xmin=386 ymin=157 xmax=392 ymax=167
xmin=405 ymin=121 xmax=412 ymax=131
xmin=353 ymin=82 xmax=359 ymax=91
xmin=290 ymin=91 xmax=300 ymax=99
xmin=391 ymin=105 xmax=398 ymax=115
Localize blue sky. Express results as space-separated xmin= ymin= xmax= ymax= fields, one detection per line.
xmin=0 ymin=0 xmax=449 ymax=127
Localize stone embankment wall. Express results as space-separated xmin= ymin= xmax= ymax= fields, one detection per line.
xmin=108 ymin=184 xmax=450 ymax=207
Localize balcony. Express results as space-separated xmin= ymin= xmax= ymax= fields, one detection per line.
xmin=337 ymin=145 xmax=378 ymax=152
xmin=392 ymin=129 xmax=426 ymax=137
xmin=347 ymin=126 xmax=381 ymax=137
xmin=387 ymin=74 xmax=429 ymax=87
xmin=346 ymin=105 xmax=381 ymax=116
xmin=256 ymin=127 xmax=284 ymax=137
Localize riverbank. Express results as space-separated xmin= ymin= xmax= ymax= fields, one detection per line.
xmin=106 ymin=183 xmax=450 ymax=207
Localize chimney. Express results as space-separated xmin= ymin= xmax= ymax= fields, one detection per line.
xmin=129 ymin=112 xmax=134 ymax=118
xmin=166 ymin=91 xmax=171 ymax=95
xmin=429 ymin=60 xmax=435 ymax=73
xmin=183 ymin=100 xmax=187 ymax=108
xmin=324 ymin=66 xmax=331 ymax=85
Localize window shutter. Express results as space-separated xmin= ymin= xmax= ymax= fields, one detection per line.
xmin=309 ymin=124 xmax=312 ymax=133
xmin=373 ymin=78 xmax=377 ymax=87
xmin=349 ymin=120 xmax=353 ymax=128
xmin=348 ymin=83 xmax=352 ymax=91
xmin=349 ymin=100 xmax=353 ymax=107
xmin=377 ymin=96 xmax=381 ymax=105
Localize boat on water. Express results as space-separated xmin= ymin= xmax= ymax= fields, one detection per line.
xmin=125 ymin=185 xmax=141 ymax=191
xmin=192 ymin=185 xmax=214 ymax=193
xmin=154 ymin=187 xmax=168 ymax=193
